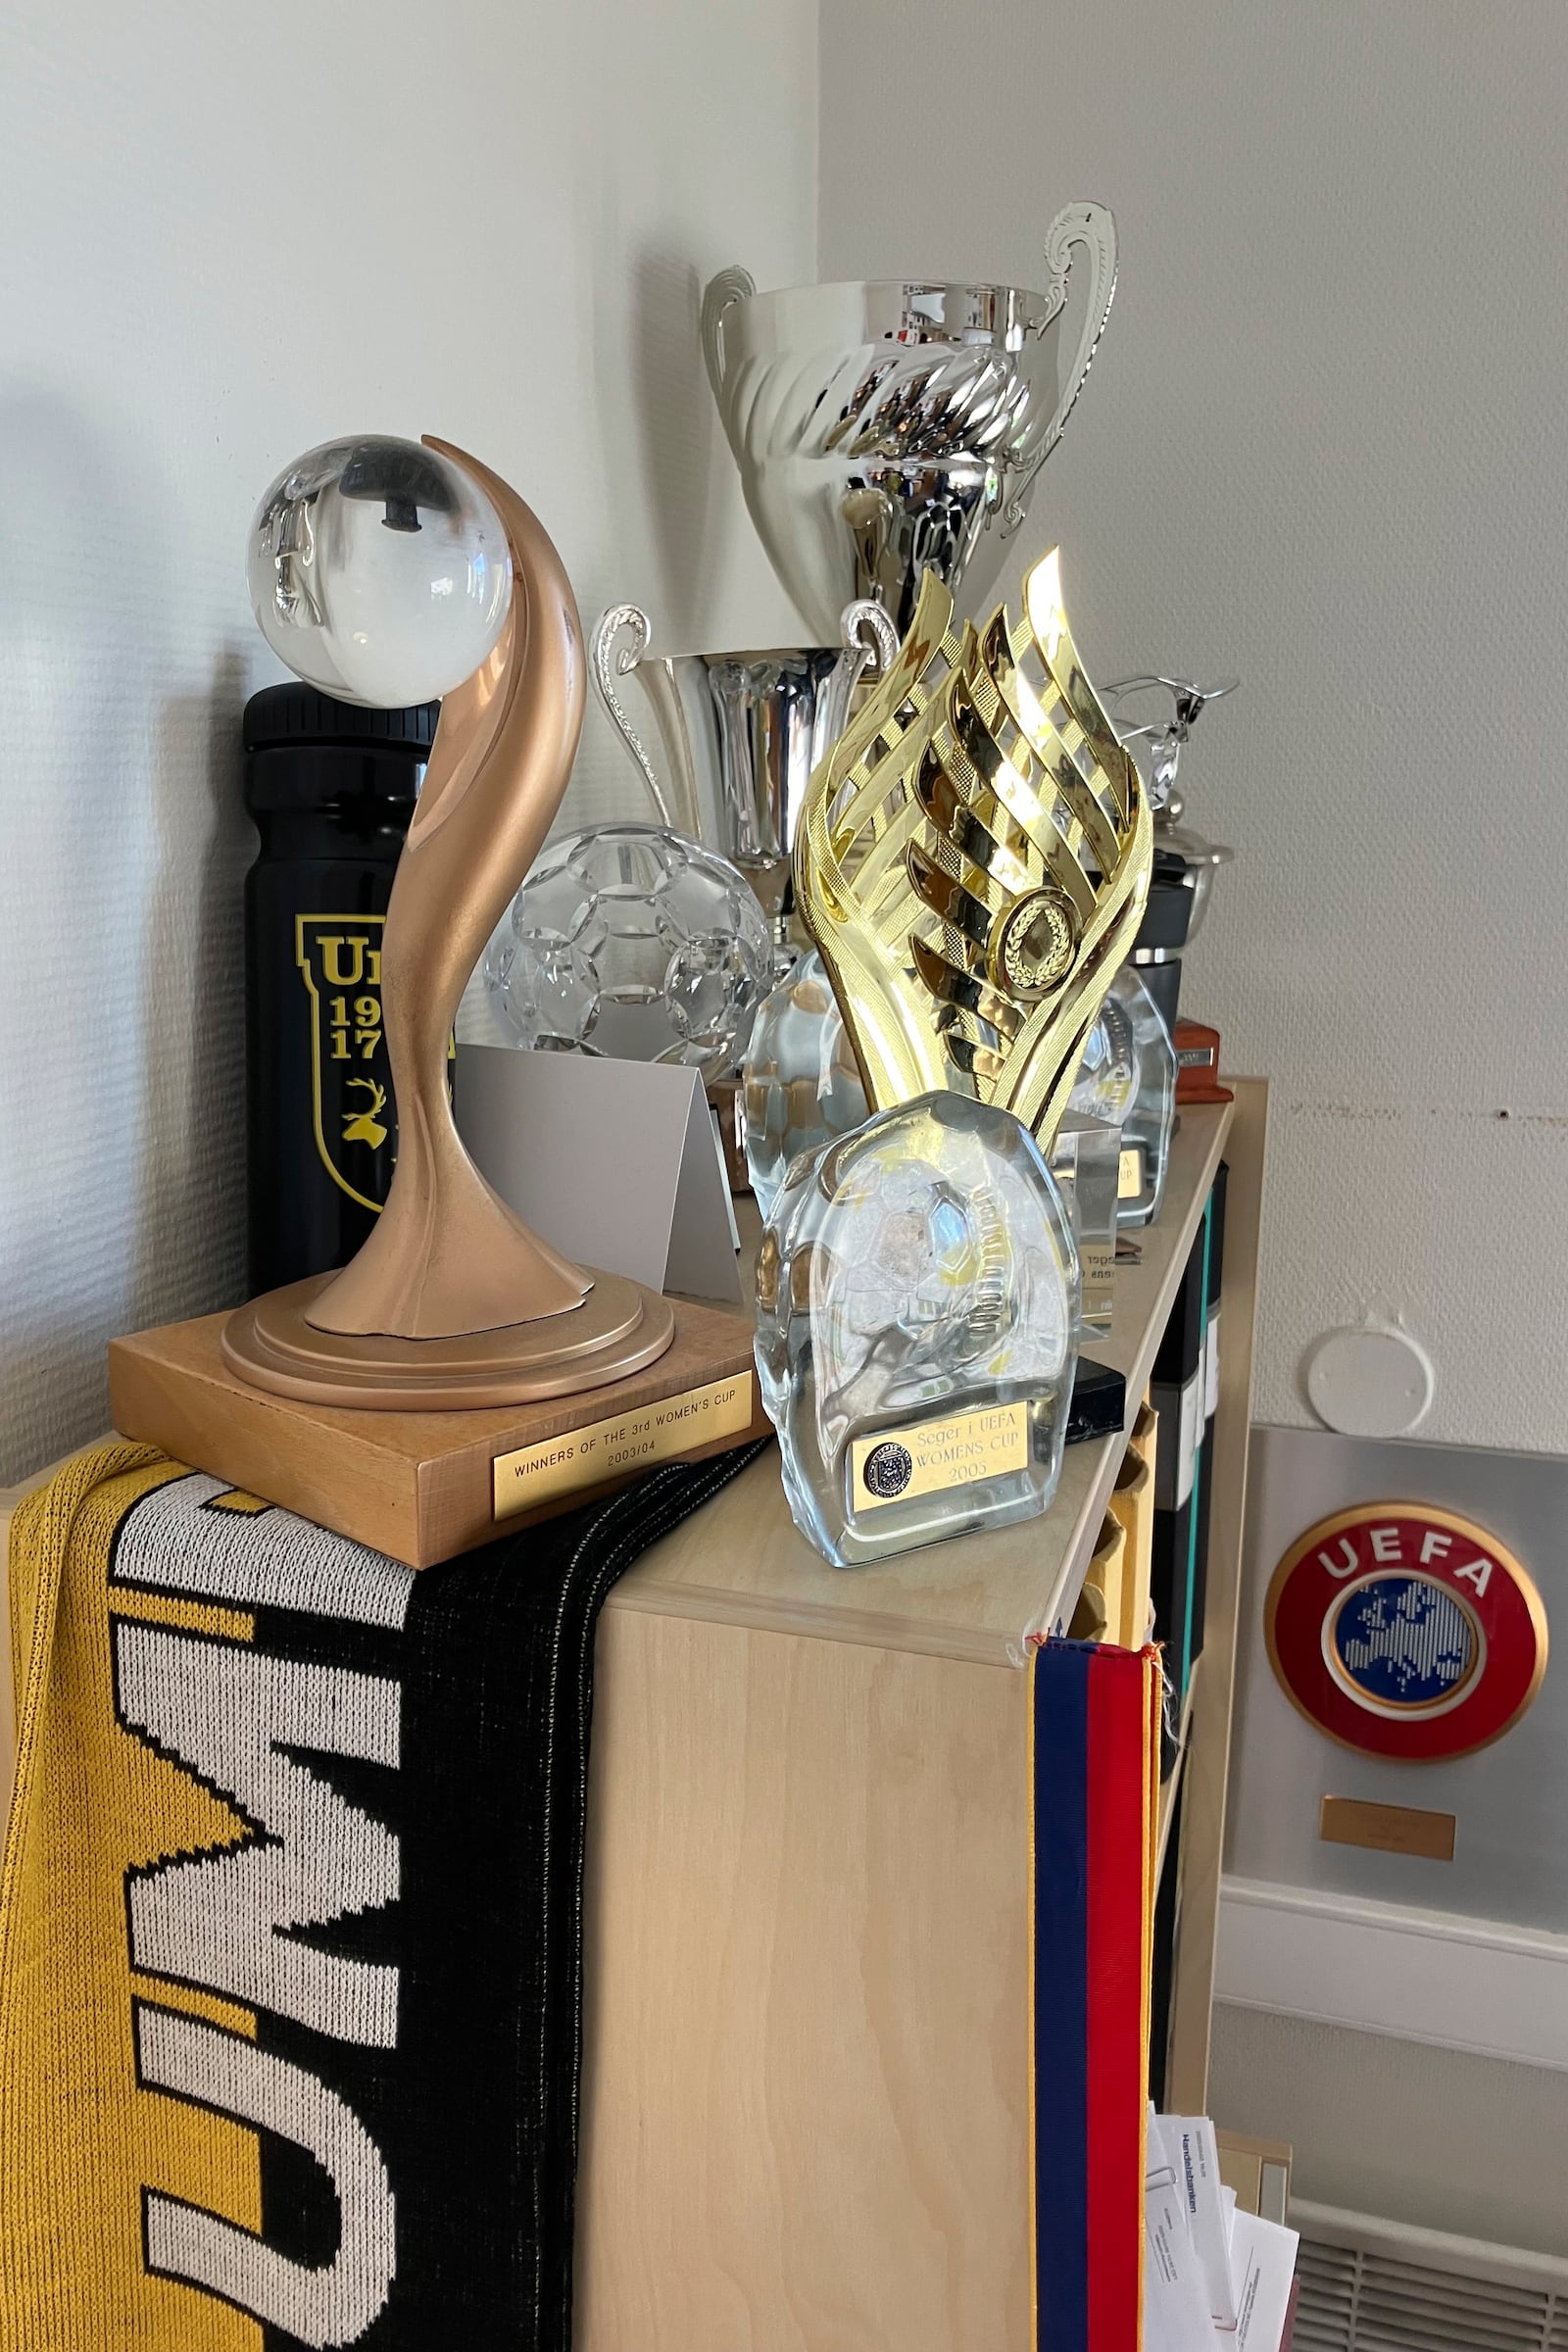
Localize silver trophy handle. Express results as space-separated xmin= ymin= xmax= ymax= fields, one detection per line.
xmin=589 ymin=604 xmax=677 ymax=828
xmin=841 ymin=597 xmax=900 ymax=677
xmin=701 ymin=265 xmax=758 ymax=422
xmin=1000 ymin=202 xmax=1118 ymax=538
xmin=819 ymin=598 xmax=903 ymax=751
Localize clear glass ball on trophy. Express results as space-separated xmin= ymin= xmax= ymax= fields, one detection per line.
xmin=755 ymin=1092 xmax=1081 ymax=1568
xmin=248 ymin=436 xmax=514 ymax=707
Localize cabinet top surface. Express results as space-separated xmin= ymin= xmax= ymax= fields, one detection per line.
xmin=610 ymin=1099 xmax=1236 ymax=1667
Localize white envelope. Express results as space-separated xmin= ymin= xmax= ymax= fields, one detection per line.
xmin=1153 ymin=2114 xmax=1239 ymax=2330
xmin=1229 ymin=2209 xmax=1299 ymax=2352
xmin=1143 ymin=2166 xmax=1216 ymax=2352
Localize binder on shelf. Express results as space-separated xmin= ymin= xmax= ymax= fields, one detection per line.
xmin=1189 ymin=1159 xmax=1229 ymax=1671
xmin=1150 ymin=1202 xmax=1212 ymax=1704
xmin=1109 ymin=1441 xmax=1154 ymax=1650
xmin=1148 ymin=1770 xmax=1185 ymax=2110
xmin=1069 ymin=1512 xmax=1127 ymax=1644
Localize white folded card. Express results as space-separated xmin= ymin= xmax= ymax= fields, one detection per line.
xmin=455 ymin=1044 xmax=743 ymax=1306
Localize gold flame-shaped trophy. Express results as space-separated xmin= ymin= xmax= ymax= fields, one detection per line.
xmin=755 ymin=552 xmax=1152 ymax=1566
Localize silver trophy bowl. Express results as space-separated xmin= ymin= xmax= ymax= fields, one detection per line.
xmin=590 ymin=600 xmax=899 ymax=921
xmin=701 ymin=202 xmax=1117 ymax=643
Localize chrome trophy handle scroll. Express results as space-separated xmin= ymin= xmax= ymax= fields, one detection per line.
xmin=701 ymin=264 xmax=758 ymax=429
xmin=1001 ymin=202 xmax=1118 ymax=538
xmin=841 ymin=597 xmax=900 ymax=678
xmin=818 ymin=599 xmax=903 ymax=763
xmin=589 ymin=603 xmax=677 ymax=827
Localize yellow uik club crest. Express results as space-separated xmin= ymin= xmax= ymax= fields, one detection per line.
xmin=295 ymin=914 xmax=394 ymax=1213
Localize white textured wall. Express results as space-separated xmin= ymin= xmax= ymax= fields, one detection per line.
xmin=0 ymin=0 xmax=815 ymax=1481
xmin=819 ymin=0 xmax=1568 ymax=1453
xmin=1209 ymin=2004 xmax=1568 ymax=2259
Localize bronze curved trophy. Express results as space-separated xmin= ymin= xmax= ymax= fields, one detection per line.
xmin=224 ymin=439 xmax=675 ymax=1407
xmin=793 ymin=549 xmax=1152 ymax=1152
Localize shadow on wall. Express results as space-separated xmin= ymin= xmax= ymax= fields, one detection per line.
xmin=0 ymin=388 xmax=252 ymax=1479
xmin=563 ymin=234 xmax=752 ymax=835
xmin=627 ymin=239 xmax=723 ymax=649
xmin=130 ymin=657 xmax=253 ymax=1335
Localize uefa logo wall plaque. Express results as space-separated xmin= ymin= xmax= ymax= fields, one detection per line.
xmin=1265 ymin=1503 xmax=1547 ymax=1761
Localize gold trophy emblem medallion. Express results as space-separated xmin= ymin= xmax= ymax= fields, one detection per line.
xmin=993 ymin=887 xmax=1079 ymax=999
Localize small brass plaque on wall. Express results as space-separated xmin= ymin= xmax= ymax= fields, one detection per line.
xmin=1319 ymin=1794 xmax=1455 ymax=1861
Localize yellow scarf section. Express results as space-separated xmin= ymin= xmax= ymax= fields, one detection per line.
xmin=1 ymin=1442 xmax=264 ymax=2351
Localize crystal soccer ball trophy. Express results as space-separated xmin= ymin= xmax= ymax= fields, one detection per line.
xmin=756 ymin=1093 xmax=1081 ymax=1568
xmin=485 ymin=823 xmax=771 ymax=1082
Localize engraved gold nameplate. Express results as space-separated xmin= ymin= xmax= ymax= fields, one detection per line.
xmin=1081 ymin=1239 xmax=1116 ymax=1287
xmin=494 ymin=1370 xmax=757 ymax=1520
xmin=1118 ymin=1147 xmax=1144 ymax=1200
xmin=1319 ymin=1795 xmax=1456 ymax=1861
xmin=851 ymin=1402 xmax=1030 ymax=1512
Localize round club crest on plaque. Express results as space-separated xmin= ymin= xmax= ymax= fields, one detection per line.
xmin=1265 ymin=1503 xmax=1547 ymax=1761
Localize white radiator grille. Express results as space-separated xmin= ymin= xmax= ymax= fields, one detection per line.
xmin=1294 ymin=2205 xmax=1568 ymax=2352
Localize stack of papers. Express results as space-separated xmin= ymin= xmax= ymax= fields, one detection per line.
xmin=1144 ymin=2113 xmax=1298 ymax=2350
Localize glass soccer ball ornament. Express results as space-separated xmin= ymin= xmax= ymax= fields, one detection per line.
xmin=755 ymin=1091 xmax=1081 ymax=1568
xmin=485 ymin=823 xmax=772 ymax=1081
xmin=248 ymin=435 xmax=513 ymax=708
xmin=742 ymin=950 xmax=870 ymax=1217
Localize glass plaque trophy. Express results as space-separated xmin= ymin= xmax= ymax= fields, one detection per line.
xmin=1068 ymin=968 xmax=1178 ymax=1228
xmin=755 ymin=1093 xmax=1080 ymax=1566
xmin=1049 ymin=1112 xmax=1121 ymax=1336
xmin=742 ymin=950 xmax=869 ymax=1217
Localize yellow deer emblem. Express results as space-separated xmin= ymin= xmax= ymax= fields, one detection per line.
xmin=341 ymin=1078 xmax=389 ymax=1152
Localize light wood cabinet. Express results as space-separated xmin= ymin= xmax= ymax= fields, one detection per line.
xmin=574 ymin=1085 xmax=1267 ymax=2345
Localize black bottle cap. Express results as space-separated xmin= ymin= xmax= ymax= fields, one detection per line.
xmin=243 ymin=683 xmax=440 ymax=755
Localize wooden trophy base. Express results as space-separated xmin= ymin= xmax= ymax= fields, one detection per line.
xmin=223 ymin=1269 xmax=674 ymax=1410
xmin=109 ymin=1293 xmax=771 ymax=1570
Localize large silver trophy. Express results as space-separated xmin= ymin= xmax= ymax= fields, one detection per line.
xmin=590 ymin=200 xmax=1115 ymax=930
xmin=700 ymin=202 xmax=1117 ymax=641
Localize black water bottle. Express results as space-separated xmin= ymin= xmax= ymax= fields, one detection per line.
xmin=243 ymin=685 xmax=439 ymax=1294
